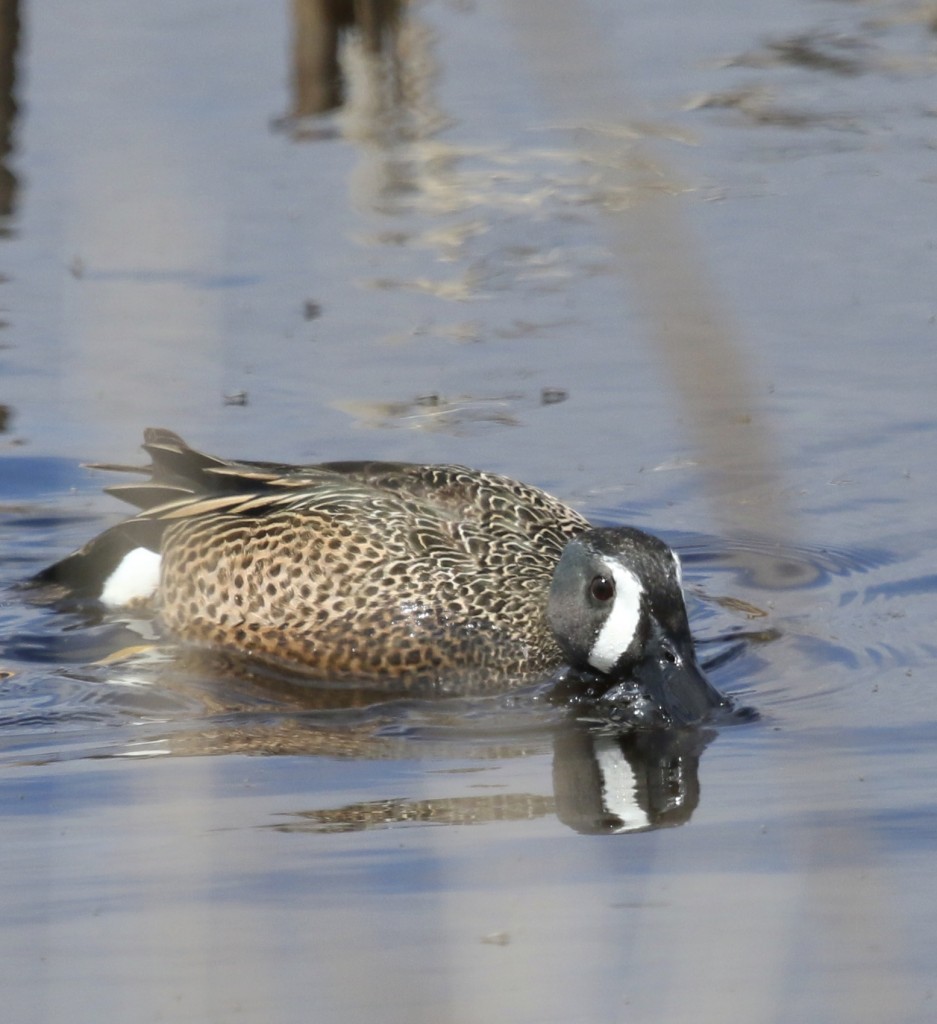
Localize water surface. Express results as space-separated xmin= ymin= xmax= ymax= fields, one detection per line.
xmin=2 ymin=1 xmax=937 ymax=1022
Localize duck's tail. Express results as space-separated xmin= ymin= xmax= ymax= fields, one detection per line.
xmin=26 ymin=428 xmax=216 ymax=604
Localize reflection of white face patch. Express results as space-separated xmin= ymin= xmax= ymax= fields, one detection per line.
xmin=100 ymin=547 xmax=162 ymax=608
xmin=588 ymin=561 xmax=644 ymax=675
xmin=594 ymin=734 xmax=650 ymax=833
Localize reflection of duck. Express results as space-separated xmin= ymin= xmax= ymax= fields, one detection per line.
xmin=270 ymin=792 xmax=557 ymax=834
xmin=35 ymin=429 xmax=725 ymax=725
xmin=262 ymin=719 xmax=708 ymax=836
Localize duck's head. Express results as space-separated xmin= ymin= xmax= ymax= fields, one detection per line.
xmin=547 ymin=527 xmax=725 ymax=727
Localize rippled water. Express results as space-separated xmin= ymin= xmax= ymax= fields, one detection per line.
xmin=2 ymin=0 xmax=937 ymax=1021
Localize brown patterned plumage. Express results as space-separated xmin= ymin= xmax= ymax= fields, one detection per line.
xmin=39 ymin=430 xmax=588 ymax=693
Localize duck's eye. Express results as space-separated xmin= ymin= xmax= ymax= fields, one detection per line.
xmin=589 ymin=575 xmax=615 ymax=602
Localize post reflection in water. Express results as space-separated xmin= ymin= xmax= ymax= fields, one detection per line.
xmin=0 ymin=0 xmax=18 ymax=224
xmin=290 ymin=0 xmax=404 ymax=121
xmin=0 ymin=0 xmax=18 ymax=435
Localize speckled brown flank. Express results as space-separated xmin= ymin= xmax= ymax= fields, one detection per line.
xmin=77 ymin=431 xmax=594 ymax=692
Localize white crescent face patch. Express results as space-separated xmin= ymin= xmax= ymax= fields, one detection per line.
xmin=100 ymin=547 xmax=162 ymax=608
xmin=587 ymin=561 xmax=644 ymax=675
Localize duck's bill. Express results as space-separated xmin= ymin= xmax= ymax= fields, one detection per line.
xmin=631 ymin=638 xmax=727 ymax=728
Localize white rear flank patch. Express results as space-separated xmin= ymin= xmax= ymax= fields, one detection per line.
xmin=100 ymin=547 xmax=162 ymax=608
xmin=588 ymin=561 xmax=643 ymax=675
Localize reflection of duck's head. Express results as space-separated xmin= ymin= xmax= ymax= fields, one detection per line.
xmin=548 ymin=528 xmax=727 ymax=727
xmin=552 ymin=722 xmax=712 ymax=835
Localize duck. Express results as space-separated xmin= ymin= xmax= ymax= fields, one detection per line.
xmin=33 ymin=429 xmax=727 ymax=726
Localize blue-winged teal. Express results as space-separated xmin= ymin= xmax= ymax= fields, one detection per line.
xmin=35 ymin=429 xmax=726 ymax=725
